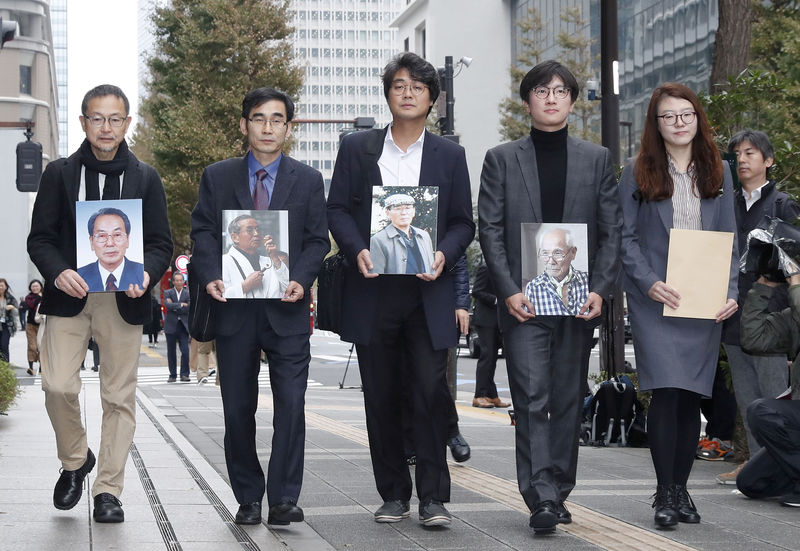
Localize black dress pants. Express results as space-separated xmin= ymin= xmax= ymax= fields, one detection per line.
xmin=356 ymin=279 xmax=451 ymax=503
xmin=474 ymin=322 xmax=501 ymax=398
xmin=216 ymin=305 xmax=310 ymax=506
xmin=737 ymin=398 xmax=800 ymax=498
xmin=166 ymin=323 xmax=190 ymax=378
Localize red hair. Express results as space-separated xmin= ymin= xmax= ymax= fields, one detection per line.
xmin=635 ymin=83 xmax=722 ymax=201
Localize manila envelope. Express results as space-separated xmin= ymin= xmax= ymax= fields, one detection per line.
xmin=664 ymin=228 xmax=734 ymax=319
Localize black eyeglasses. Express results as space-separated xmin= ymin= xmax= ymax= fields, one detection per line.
xmin=83 ymin=115 xmax=127 ymax=128
xmin=656 ymin=112 xmax=696 ymax=126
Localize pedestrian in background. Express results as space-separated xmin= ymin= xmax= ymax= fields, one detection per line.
xmin=163 ymin=272 xmax=190 ymax=382
xmin=145 ymin=293 xmax=162 ymax=347
xmin=470 ymin=263 xmax=510 ymax=409
xmin=23 ymin=279 xmax=43 ymax=375
xmin=0 ymin=278 xmax=18 ymax=364
xmin=619 ymin=82 xmax=738 ymax=528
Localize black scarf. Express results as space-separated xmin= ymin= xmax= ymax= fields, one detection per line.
xmin=79 ymin=139 xmax=130 ymax=200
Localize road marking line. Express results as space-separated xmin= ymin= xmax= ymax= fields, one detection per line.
xmin=278 ymin=402 xmax=696 ymax=551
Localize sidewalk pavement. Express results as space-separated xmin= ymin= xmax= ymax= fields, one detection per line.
xmin=2 ymin=330 xmax=799 ymax=550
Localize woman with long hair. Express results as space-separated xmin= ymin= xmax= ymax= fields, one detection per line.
xmin=23 ymin=279 xmax=43 ymax=375
xmin=619 ymin=83 xmax=739 ymax=527
xmin=0 ymin=278 xmax=19 ymax=364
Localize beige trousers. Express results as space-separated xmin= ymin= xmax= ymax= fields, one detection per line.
xmin=196 ymin=339 xmax=216 ymax=381
xmin=40 ymin=293 xmax=143 ymax=498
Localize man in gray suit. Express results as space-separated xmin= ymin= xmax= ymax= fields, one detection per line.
xmin=478 ymin=60 xmax=621 ymax=533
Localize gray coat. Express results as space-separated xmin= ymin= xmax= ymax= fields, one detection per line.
xmin=619 ymin=162 xmax=738 ymax=396
xmin=369 ymin=223 xmax=434 ymax=274
xmin=478 ymin=135 xmax=621 ymax=332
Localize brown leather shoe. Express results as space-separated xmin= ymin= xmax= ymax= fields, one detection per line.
xmin=472 ymin=396 xmax=494 ymax=408
xmin=491 ymin=397 xmax=511 ymax=408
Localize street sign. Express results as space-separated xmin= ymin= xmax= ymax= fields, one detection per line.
xmin=175 ymin=254 xmax=189 ymax=274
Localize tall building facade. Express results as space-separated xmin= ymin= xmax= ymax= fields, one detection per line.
xmin=0 ymin=0 xmax=60 ymax=293
xmin=511 ymin=0 xmax=719 ymax=156
xmin=392 ymin=0 xmax=512 ymax=200
xmin=291 ymin=0 xmax=403 ymax=191
xmin=50 ymin=0 xmax=66 ymax=158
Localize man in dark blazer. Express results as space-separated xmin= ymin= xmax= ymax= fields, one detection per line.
xmin=327 ymin=53 xmax=475 ymax=527
xmin=27 ymin=84 xmax=173 ymax=523
xmin=163 ymin=272 xmax=190 ymax=382
xmin=478 ymin=61 xmax=621 ymax=533
xmin=190 ymin=87 xmax=329 ymax=527
xmin=77 ymin=207 xmax=144 ymax=292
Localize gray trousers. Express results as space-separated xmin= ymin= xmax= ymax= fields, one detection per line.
xmin=723 ymin=344 xmax=789 ymax=454
xmin=503 ymin=317 xmax=594 ymax=510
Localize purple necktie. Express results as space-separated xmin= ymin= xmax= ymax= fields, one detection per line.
xmin=105 ymin=274 xmax=117 ymax=292
xmin=253 ymin=169 xmax=270 ymax=210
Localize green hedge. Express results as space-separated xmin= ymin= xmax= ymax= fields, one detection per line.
xmin=0 ymin=359 xmax=21 ymax=414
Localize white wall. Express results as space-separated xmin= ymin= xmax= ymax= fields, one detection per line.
xmin=0 ymin=129 xmax=38 ymax=296
xmin=394 ymin=0 xmax=512 ymax=202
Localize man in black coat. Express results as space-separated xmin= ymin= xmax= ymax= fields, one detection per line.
xmin=190 ymin=87 xmax=329 ymax=526
xmin=327 ymin=53 xmax=474 ymax=527
xmin=27 ymin=84 xmax=173 ymax=523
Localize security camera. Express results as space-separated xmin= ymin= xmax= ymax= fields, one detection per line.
xmin=586 ymin=78 xmax=599 ymax=101
xmin=459 ymin=56 xmax=473 ymax=67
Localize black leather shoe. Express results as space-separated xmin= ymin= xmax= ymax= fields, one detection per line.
xmin=447 ymin=433 xmax=471 ymax=463
xmin=267 ymin=500 xmax=304 ymax=525
xmin=53 ymin=449 xmax=96 ymax=510
xmin=235 ymin=502 xmax=262 ymax=525
xmin=674 ymin=484 xmax=701 ymax=523
xmin=529 ymin=500 xmax=557 ymax=533
xmin=556 ymin=501 xmax=572 ymax=524
xmin=93 ymin=492 xmax=124 ymax=523
xmin=652 ymin=484 xmax=678 ymax=527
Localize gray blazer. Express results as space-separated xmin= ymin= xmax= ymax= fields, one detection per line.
xmin=618 ymin=162 xmax=738 ymax=395
xmin=478 ymin=135 xmax=621 ymax=331
xmin=369 ymin=223 xmax=434 ymax=275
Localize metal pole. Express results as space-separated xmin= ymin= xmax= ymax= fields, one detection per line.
xmin=600 ymin=0 xmax=620 ymax=165
xmin=444 ymin=55 xmax=455 ymax=136
xmin=599 ymin=0 xmax=625 ymax=378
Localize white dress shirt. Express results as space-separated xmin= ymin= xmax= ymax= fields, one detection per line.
xmin=377 ymin=125 xmax=425 ymax=187
xmin=743 ymin=181 xmax=769 ymax=211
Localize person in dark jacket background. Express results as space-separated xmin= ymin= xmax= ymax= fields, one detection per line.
xmin=471 ymin=263 xmax=510 ymax=408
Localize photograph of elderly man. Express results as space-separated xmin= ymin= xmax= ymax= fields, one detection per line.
xmin=523 ymin=224 xmax=589 ymax=316
xmin=77 ymin=202 xmax=144 ymax=293
xmin=221 ymin=211 xmax=289 ymax=299
xmin=369 ymin=189 xmax=437 ymax=275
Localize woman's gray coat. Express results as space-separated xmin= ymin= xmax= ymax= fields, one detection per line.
xmin=618 ymin=162 xmax=738 ymax=396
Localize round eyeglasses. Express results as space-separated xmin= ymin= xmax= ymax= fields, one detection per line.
xmin=532 ymin=86 xmax=571 ymax=100
xmin=656 ymin=112 xmax=696 ymax=126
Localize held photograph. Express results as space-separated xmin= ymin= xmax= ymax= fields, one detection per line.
xmin=521 ymin=223 xmax=589 ymax=316
xmin=369 ymin=185 xmax=438 ymax=275
xmin=75 ymin=199 xmax=144 ymax=293
xmin=221 ymin=209 xmax=290 ymax=299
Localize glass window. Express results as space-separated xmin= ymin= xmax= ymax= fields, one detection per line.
xmin=19 ymin=66 xmax=31 ymax=95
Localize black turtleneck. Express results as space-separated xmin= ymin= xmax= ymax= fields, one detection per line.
xmin=530 ymin=125 xmax=568 ymax=223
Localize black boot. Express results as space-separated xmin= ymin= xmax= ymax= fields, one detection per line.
xmin=652 ymin=484 xmax=678 ymax=527
xmin=674 ymin=484 xmax=700 ymax=523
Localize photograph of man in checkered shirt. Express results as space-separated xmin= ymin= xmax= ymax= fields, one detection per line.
xmin=523 ymin=226 xmax=589 ymax=316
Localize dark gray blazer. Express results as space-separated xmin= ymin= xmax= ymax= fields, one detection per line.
xmin=478 ymin=135 xmax=621 ymax=332
xmin=619 ymin=162 xmax=738 ymax=395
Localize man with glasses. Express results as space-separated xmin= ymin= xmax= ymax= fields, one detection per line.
xmin=524 ymin=227 xmax=589 ymax=316
xmin=328 ymin=52 xmax=474 ymax=527
xmin=478 ymin=60 xmax=620 ymax=533
xmin=370 ymin=193 xmax=434 ymax=274
xmin=190 ymin=87 xmax=329 ymax=526
xmin=78 ymin=207 xmax=144 ymax=293
xmin=27 ymin=84 xmax=173 ymax=523
xmin=221 ymin=214 xmax=289 ymax=298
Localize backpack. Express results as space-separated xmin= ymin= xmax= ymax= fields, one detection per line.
xmin=584 ymin=374 xmax=644 ymax=446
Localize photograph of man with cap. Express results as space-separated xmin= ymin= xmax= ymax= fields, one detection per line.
xmin=370 ymin=192 xmax=435 ymax=275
